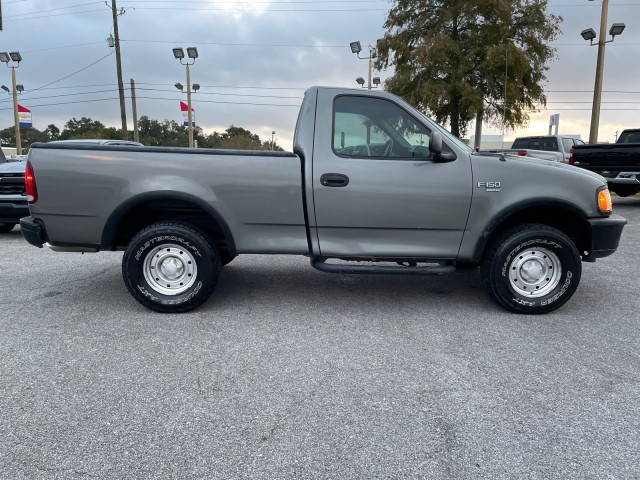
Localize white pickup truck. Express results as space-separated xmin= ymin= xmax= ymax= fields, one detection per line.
xmin=481 ymin=135 xmax=585 ymax=163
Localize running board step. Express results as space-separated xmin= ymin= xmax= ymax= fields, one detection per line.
xmin=311 ymin=257 xmax=455 ymax=276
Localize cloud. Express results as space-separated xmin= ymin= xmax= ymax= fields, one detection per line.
xmin=1 ymin=0 xmax=638 ymax=148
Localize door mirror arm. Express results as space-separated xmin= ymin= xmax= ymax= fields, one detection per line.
xmin=428 ymin=131 xmax=456 ymax=162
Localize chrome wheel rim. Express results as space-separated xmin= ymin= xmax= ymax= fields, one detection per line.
xmin=143 ymin=243 xmax=197 ymax=295
xmin=509 ymin=247 xmax=562 ymax=298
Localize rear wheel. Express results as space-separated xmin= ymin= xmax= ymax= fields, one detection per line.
xmin=0 ymin=223 xmax=15 ymax=234
xmin=481 ymin=224 xmax=581 ymax=314
xmin=122 ymin=222 xmax=220 ymax=313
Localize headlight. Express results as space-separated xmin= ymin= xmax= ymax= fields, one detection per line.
xmin=597 ymin=188 xmax=612 ymax=214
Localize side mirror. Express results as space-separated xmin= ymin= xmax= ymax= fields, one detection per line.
xmin=429 ymin=131 xmax=443 ymax=154
xmin=429 ymin=131 xmax=456 ymax=162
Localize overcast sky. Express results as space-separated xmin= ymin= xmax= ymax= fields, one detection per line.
xmin=1 ymin=0 xmax=639 ymax=148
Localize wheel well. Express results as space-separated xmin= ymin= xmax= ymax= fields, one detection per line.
xmin=106 ymin=199 xmax=235 ymax=257
xmin=477 ymin=206 xmax=591 ymax=261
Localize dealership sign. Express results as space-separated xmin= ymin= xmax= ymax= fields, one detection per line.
xmin=180 ymin=101 xmax=195 ymax=127
xmin=18 ymin=104 xmax=32 ymax=128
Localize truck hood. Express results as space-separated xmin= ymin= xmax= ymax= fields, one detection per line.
xmin=470 ymin=152 xmax=607 ymax=184
xmin=0 ymin=160 xmax=26 ymax=174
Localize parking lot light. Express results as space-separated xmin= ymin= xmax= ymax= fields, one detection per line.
xmin=581 ymin=0 xmax=625 ymax=143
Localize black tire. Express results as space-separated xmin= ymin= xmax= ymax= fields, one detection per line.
xmin=0 ymin=223 xmax=15 ymax=234
xmin=122 ymin=222 xmax=220 ymax=313
xmin=481 ymin=224 xmax=582 ymax=314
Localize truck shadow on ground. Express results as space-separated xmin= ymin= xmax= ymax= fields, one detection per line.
xmin=211 ymin=259 xmax=488 ymax=311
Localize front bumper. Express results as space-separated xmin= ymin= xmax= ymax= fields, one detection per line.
xmin=20 ymin=216 xmax=46 ymax=248
xmin=586 ymin=214 xmax=627 ymax=259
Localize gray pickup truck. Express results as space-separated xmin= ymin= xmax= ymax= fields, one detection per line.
xmin=21 ymin=87 xmax=626 ymax=314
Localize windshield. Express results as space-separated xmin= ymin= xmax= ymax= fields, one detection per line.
xmin=414 ymin=110 xmax=473 ymax=153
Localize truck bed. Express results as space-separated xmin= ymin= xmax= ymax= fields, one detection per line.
xmin=27 ymin=143 xmax=309 ymax=254
xmin=572 ymin=143 xmax=640 ymax=172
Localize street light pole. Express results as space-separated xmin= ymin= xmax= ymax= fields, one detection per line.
xmin=186 ymin=63 xmax=193 ymax=149
xmin=1 ymin=51 xmax=23 ymax=155
xmin=589 ymin=0 xmax=608 ymax=144
xmin=11 ymin=66 xmax=20 ymax=155
xmin=350 ymin=41 xmax=378 ymax=90
xmin=173 ymin=47 xmax=198 ymax=148
xmin=581 ymin=0 xmax=625 ymax=144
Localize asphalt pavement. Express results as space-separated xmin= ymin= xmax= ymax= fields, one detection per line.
xmin=1 ymin=196 xmax=639 ymax=479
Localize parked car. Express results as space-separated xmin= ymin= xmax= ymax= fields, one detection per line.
xmin=510 ymin=135 xmax=585 ymax=163
xmin=571 ymin=128 xmax=640 ymax=197
xmin=481 ymin=135 xmax=585 ymax=163
xmin=0 ymin=155 xmax=29 ymax=233
xmin=21 ymin=87 xmax=625 ymax=315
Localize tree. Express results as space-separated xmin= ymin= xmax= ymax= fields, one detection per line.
xmin=45 ymin=124 xmax=60 ymax=141
xmin=0 ymin=117 xmax=283 ymax=152
xmin=0 ymin=126 xmax=48 ymax=152
xmin=376 ymin=0 xmax=561 ymax=137
xmin=60 ymin=117 xmax=108 ymax=139
xmin=202 ymin=126 xmax=284 ymax=151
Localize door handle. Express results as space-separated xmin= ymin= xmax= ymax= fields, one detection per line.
xmin=320 ymin=173 xmax=349 ymax=187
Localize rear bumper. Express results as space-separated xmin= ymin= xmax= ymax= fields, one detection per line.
xmin=586 ymin=214 xmax=626 ymax=259
xmin=20 ymin=216 xmax=46 ymax=248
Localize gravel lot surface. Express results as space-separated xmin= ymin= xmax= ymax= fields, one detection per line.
xmin=1 ymin=196 xmax=639 ymax=479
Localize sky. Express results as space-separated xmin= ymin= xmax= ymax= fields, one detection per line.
xmin=0 ymin=0 xmax=639 ymax=149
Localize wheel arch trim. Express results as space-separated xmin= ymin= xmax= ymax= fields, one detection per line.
xmin=471 ymin=198 xmax=589 ymax=262
xmin=101 ymin=191 xmax=237 ymax=256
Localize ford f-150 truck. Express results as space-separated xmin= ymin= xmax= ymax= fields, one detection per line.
xmin=571 ymin=129 xmax=640 ymax=197
xmin=20 ymin=87 xmax=626 ymax=315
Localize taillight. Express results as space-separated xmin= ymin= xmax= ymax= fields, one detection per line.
xmin=568 ymin=147 xmax=574 ymax=165
xmin=518 ymin=150 xmax=527 ymax=156
xmin=25 ymin=160 xmax=38 ymax=204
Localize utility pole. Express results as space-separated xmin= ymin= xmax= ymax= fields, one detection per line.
xmin=111 ymin=0 xmax=128 ymax=139
xmin=130 ymin=78 xmax=139 ymax=143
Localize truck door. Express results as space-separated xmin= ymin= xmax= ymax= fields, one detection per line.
xmin=311 ymin=92 xmax=473 ymax=259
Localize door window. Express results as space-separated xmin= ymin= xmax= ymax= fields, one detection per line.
xmin=333 ymin=96 xmax=432 ymax=159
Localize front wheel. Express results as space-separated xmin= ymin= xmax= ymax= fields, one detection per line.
xmin=122 ymin=222 xmax=220 ymax=313
xmin=481 ymin=224 xmax=582 ymax=314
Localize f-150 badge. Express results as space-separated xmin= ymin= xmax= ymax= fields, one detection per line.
xmin=477 ymin=181 xmax=501 ymax=192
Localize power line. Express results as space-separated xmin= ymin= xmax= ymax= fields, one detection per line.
xmin=122 ymin=39 xmax=347 ymax=48
xmin=135 ymin=88 xmax=303 ymax=99
xmin=21 ymin=42 xmax=106 ymax=54
xmin=5 ymin=2 xmax=102 ymax=18
xmin=6 ymin=6 xmax=387 ymax=20
xmin=28 ymin=52 xmax=115 ymax=95
xmin=137 ymin=82 xmax=307 ymax=90
xmin=4 ymin=8 xmax=106 ymax=21
xmin=0 ymin=96 xmax=301 ymax=110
